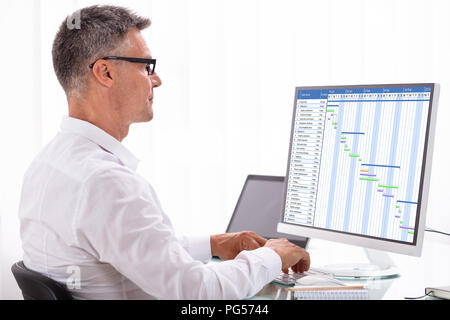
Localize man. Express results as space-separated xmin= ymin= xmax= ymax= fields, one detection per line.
xmin=18 ymin=5 xmax=310 ymax=299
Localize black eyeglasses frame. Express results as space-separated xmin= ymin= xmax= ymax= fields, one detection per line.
xmin=88 ymin=56 xmax=156 ymax=75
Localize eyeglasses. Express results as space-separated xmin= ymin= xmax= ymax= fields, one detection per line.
xmin=88 ymin=56 xmax=156 ymax=75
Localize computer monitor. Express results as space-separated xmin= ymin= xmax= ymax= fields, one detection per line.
xmin=277 ymin=83 xmax=439 ymax=278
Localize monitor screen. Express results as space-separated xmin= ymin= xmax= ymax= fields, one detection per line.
xmin=227 ymin=175 xmax=308 ymax=248
xmin=282 ymin=84 xmax=436 ymax=246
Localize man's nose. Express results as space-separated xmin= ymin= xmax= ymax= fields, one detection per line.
xmin=150 ymin=72 xmax=161 ymax=88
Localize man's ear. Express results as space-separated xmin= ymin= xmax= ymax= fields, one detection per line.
xmin=91 ymin=61 xmax=114 ymax=88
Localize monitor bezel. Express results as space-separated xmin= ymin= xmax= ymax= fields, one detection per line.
xmin=278 ymin=83 xmax=439 ymax=257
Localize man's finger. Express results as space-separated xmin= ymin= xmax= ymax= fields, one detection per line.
xmin=245 ymin=238 xmax=261 ymax=250
xmin=302 ymin=251 xmax=311 ymax=271
xmin=252 ymin=233 xmax=267 ymax=246
xmin=298 ymin=255 xmax=310 ymax=273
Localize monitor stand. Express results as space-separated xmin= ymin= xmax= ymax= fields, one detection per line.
xmin=318 ymin=248 xmax=400 ymax=279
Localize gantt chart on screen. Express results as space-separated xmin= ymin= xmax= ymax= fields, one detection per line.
xmin=283 ymin=86 xmax=431 ymax=243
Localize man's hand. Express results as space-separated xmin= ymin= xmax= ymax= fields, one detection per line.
xmin=264 ymin=238 xmax=310 ymax=274
xmin=210 ymin=231 xmax=267 ymax=260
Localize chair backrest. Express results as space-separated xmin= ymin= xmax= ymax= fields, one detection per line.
xmin=11 ymin=261 xmax=73 ymax=300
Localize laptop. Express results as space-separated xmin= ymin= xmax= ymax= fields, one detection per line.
xmin=226 ymin=175 xmax=308 ymax=248
xmin=226 ymin=175 xmax=338 ymax=285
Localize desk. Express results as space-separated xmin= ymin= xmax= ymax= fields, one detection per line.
xmin=214 ymin=231 xmax=450 ymax=300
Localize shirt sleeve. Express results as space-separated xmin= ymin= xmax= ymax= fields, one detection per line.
xmin=73 ymin=166 xmax=281 ymax=299
xmin=177 ymin=234 xmax=212 ymax=263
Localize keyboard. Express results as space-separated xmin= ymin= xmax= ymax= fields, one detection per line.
xmin=272 ymin=268 xmax=335 ymax=286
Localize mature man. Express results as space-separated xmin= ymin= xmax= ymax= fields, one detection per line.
xmin=19 ymin=5 xmax=310 ymax=299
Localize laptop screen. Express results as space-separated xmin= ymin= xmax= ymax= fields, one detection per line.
xmin=226 ymin=175 xmax=308 ymax=248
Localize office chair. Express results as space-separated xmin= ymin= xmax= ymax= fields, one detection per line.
xmin=11 ymin=261 xmax=73 ymax=300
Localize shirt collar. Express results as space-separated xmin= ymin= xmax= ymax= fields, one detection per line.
xmin=60 ymin=116 xmax=139 ymax=171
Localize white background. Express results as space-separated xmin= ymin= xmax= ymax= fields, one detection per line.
xmin=1 ymin=0 xmax=449 ymax=299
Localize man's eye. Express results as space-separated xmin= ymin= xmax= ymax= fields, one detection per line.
xmin=145 ymin=64 xmax=150 ymax=74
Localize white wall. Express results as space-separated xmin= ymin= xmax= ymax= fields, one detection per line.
xmin=1 ymin=0 xmax=449 ymax=299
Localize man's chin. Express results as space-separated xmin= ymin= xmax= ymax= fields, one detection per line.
xmin=139 ymin=111 xmax=153 ymax=122
xmin=132 ymin=109 xmax=153 ymax=124
xmin=141 ymin=102 xmax=154 ymax=122
xmin=146 ymin=102 xmax=154 ymax=121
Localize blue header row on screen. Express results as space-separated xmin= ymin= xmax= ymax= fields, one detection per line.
xmin=297 ymin=86 xmax=431 ymax=99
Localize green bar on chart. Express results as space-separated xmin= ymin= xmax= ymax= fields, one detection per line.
xmin=378 ymin=184 xmax=398 ymax=189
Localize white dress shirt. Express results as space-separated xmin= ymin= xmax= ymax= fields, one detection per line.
xmin=18 ymin=116 xmax=281 ymax=300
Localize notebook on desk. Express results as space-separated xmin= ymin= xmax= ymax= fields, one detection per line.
xmin=288 ymin=285 xmax=369 ymax=300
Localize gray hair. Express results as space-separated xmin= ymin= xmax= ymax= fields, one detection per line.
xmin=52 ymin=5 xmax=151 ymax=97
